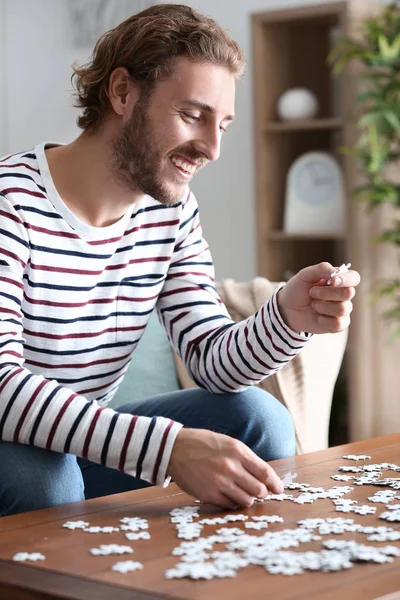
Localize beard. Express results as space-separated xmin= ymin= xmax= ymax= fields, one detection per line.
xmin=112 ymin=90 xmax=205 ymax=207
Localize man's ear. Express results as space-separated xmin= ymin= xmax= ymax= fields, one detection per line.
xmin=107 ymin=67 xmax=140 ymax=118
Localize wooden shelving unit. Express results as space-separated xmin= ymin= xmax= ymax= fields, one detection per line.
xmin=263 ymin=117 xmax=343 ymax=133
xmin=252 ymin=1 xmax=348 ymax=283
xmin=252 ymin=0 xmax=400 ymax=446
xmin=267 ymin=231 xmax=344 ymax=241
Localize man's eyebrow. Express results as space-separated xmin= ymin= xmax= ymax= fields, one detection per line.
xmin=182 ymin=100 xmax=235 ymax=121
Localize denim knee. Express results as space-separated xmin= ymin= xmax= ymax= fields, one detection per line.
xmin=0 ymin=443 xmax=85 ymax=517
xmin=219 ymin=387 xmax=296 ymax=462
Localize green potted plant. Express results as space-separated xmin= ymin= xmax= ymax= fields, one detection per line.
xmin=329 ymin=1 xmax=400 ymax=336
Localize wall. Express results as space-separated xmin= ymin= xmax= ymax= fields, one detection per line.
xmin=3 ymin=1 xmax=88 ymax=150
xmin=0 ymin=0 xmax=385 ymax=279
xmin=0 ymin=0 xmax=7 ymax=156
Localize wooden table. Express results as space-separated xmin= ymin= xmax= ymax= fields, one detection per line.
xmin=1 ymin=434 xmax=400 ymax=600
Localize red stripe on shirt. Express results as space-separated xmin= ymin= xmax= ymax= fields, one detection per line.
xmin=0 ymin=366 xmax=24 ymax=394
xmin=0 ymin=275 xmax=24 ymax=289
xmin=0 ymin=307 xmax=23 ymax=319
xmin=82 ymin=407 xmax=104 ymax=459
xmin=152 ymin=420 xmax=174 ymax=484
xmin=46 ymin=393 xmax=78 ymax=449
xmin=0 ymin=162 xmax=40 ymax=174
xmin=243 ymin=324 xmax=275 ymax=371
xmin=0 ymin=247 xmax=27 ymax=268
xmin=119 ymin=416 xmax=138 ymax=471
xmin=225 ymin=328 xmax=259 ymax=382
xmin=78 ymin=372 xmax=124 ymax=396
xmin=1 ymin=187 xmax=46 ymax=199
xmin=26 ymin=351 xmax=132 ymax=370
xmin=13 ymin=379 xmax=48 ymax=442
xmin=0 ymin=350 xmax=24 ymax=360
xmin=24 ymin=324 xmax=144 ymax=341
xmin=168 ymin=270 xmax=214 ymax=283
xmin=0 ymin=209 xmax=24 ymax=226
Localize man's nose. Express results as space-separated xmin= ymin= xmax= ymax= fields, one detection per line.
xmin=198 ymin=125 xmax=221 ymax=162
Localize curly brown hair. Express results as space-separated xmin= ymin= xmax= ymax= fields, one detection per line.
xmin=72 ymin=4 xmax=245 ymax=131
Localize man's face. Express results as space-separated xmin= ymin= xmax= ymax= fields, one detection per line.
xmin=112 ymin=58 xmax=236 ymax=206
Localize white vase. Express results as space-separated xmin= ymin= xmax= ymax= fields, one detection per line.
xmin=277 ymin=88 xmax=319 ymax=121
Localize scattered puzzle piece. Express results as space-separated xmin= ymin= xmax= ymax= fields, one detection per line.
xmin=112 ymin=560 xmax=143 ymax=573
xmin=90 ymin=544 xmax=133 ymax=556
xmin=125 ymin=531 xmax=151 ymax=541
xmin=83 ymin=526 xmax=119 ymax=534
xmin=62 ymin=520 xmax=89 ymax=530
xmin=342 ymin=455 xmax=372 ymax=461
xmin=13 ymin=552 xmax=45 ymax=562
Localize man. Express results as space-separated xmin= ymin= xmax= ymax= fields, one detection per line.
xmin=0 ymin=4 xmax=359 ymax=516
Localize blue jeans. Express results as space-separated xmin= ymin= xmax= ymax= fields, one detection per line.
xmin=0 ymin=387 xmax=295 ymax=516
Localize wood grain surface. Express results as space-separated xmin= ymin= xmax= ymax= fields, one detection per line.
xmin=1 ymin=434 xmax=400 ymax=600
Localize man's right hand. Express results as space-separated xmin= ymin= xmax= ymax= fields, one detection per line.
xmin=167 ymin=428 xmax=284 ymax=509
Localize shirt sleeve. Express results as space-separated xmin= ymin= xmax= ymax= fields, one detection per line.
xmin=157 ymin=190 xmax=310 ymax=393
xmin=0 ymin=194 xmax=181 ymax=487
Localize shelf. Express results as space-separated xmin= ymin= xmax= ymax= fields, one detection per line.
xmin=251 ymin=0 xmax=393 ymax=457
xmin=267 ymin=230 xmax=345 ymax=241
xmin=263 ymin=118 xmax=343 ymax=133
xmin=252 ymin=2 xmax=346 ymax=26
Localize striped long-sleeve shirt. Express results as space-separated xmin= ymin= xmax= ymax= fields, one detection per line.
xmin=0 ymin=142 xmax=310 ymax=487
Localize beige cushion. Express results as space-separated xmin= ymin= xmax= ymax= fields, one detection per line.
xmin=173 ymin=277 xmax=347 ymax=454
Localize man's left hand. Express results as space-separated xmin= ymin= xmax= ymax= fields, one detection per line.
xmin=277 ymin=262 xmax=361 ymax=335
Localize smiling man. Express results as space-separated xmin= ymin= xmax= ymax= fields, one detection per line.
xmin=112 ymin=61 xmax=234 ymax=204
xmin=0 ymin=4 xmax=360 ymax=516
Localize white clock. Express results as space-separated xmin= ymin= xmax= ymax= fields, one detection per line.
xmin=283 ymin=151 xmax=345 ymax=234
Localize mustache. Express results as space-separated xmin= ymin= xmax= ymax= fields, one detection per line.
xmin=171 ymin=146 xmax=207 ymax=167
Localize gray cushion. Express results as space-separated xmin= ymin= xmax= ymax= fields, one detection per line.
xmin=109 ymin=312 xmax=180 ymax=409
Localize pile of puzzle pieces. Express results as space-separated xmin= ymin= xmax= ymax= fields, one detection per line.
xmin=11 ymin=454 xmax=400 ymax=579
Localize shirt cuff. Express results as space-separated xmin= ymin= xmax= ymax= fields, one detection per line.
xmin=155 ymin=420 xmax=184 ymax=488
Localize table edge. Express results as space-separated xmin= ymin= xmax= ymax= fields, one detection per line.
xmin=0 ymin=562 xmax=172 ymax=600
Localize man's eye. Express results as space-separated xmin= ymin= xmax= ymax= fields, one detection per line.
xmin=183 ymin=113 xmax=200 ymax=122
